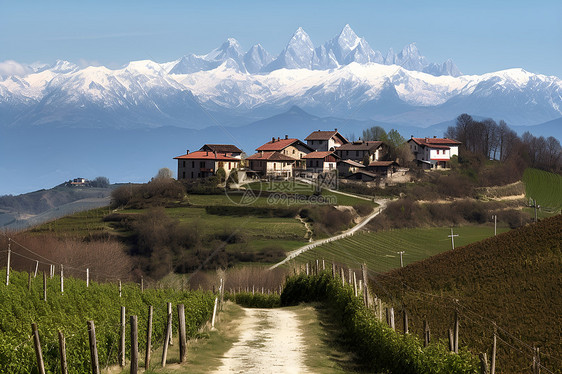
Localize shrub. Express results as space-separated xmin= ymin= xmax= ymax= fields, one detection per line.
xmin=230 ymin=292 xmax=281 ymax=308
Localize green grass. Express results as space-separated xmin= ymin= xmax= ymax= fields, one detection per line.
xmin=292 ymin=225 xmax=509 ymax=272
xmin=522 ymin=168 xmax=562 ymax=211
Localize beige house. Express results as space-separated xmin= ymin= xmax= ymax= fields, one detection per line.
xmin=337 ymin=159 xmax=365 ymax=176
xmin=305 ymin=129 xmax=348 ymax=151
xmin=246 ymin=151 xmax=297 ymax=178
xmin=174 ymin=149 xmax=240 ymax=180
xmin=335 ymin=141 xmax=386 ymax=163
xmin=302 ymin=151 xmax=339 ymax=173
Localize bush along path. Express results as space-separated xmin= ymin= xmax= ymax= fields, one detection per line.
xmin=280 ymin=266 xmax=481 ymax=374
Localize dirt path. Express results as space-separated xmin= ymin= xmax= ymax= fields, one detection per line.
xmin=212 ymin=308 xmax=309 ymax=374
xmin=270 ymin=198 xmax=388 ymax=269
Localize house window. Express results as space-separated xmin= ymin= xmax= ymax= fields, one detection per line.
xmin=183 ymin=161 xmax=185 ymax=167
xmin=346 ymin=151 xmax=349 ymax=156
xmin=192 ymin=161 xmax=195 ymax=168
xmin=200 ymin=161 xmax=205 ymax=168
xmin=293 ymin=149 xmax=295 ymax=154
xmin=182 ymin=171 xmax=185 ymax=178
xmin=191 ymin=172 xmax=194 ymax=178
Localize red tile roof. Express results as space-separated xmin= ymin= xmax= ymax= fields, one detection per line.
xmin=337 ymin=141 xmax=383 ymax=151
xmin=302 ymin=151 xmax=338 ymax=159
xmin=246 ymin=152 xmax=298 ymax=162
xmin=305 ymin=130 xmax=337 ymax=141
xmin=256 ymin=138 xmax=312 ymax=152
xmin=368 ymin=161 xmax=397 ymax=167
xmin=200 ymin=144 xmax=243 ymax=153
xmin=174 ymin=151 xmax=241 ymax=161
xmin=409 ymin=137 xmax=460 ymax=147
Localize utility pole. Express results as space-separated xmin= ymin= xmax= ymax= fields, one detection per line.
xmin=397 ymin=251 xmax=405 ymax=267
xmin=448 ymin=228 xmax=459 ymax=250
xmin=491 ymin=215 xmax=497 ymax=236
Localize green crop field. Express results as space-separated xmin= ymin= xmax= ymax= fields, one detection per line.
xmin=292 ymin=225 xmax=509 ymax=272
xmin=522 ymin=168 xmax=562 ymax=211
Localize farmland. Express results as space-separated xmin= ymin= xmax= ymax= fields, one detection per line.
xmin=522 ymin=168 xmax=562 ymax=211
xmin=291 ymin=225 xmax=509 ymax=272
xmin=370 ymin=214 xmax=562 ymax=374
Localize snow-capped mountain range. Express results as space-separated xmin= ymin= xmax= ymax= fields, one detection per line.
xmin=1 ymin=25 xmax=561 ymax=129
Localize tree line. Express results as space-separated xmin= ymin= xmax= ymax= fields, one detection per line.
xmin=445 ymin=114 xmax=561 ymax=173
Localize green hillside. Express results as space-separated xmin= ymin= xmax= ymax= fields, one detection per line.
xmin=292 ymin=225 xmax=509 ymax=272
xmin=522 ymin=168 xmax=562 ymax=211
xmin=371 ymin=215 xmax=562 ymax=374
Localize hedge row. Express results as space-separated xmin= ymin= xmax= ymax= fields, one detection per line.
xmin=281 ymin=273 xmax=480 ymax=374
xmin=228 ymin=292 xmax=281 ymax=308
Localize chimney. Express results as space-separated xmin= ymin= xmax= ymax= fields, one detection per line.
xmin=433 ymin=135 xmax=437 ymax=138
xmin=335 ymin=128 xmax=337 ymax=131
xmin=272 ymin=137 xmax=275 ymax=143
xmin=425 ymin=137 xmax=429 ymax=142
xmin=411 ymin=135 xmax=413 ymax=139
xmin=186 ymin=149 xmax=189 ymax=154
xmin=206 ymin=151 xmax=208 ymax=156
xmin=277 ymin=137 xmax=280 ymax=141
xmin=285 ymin=134 xmax=288 ymax=140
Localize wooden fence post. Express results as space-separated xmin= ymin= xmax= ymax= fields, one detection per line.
xmin=31 ymin=323 xmax=46 ymax=374
xmin=340 ymin=267 xmax=345 ymax=287
xmin=119 ymin=306 xmax=126 ymax=367
xmin=161 ymin=309 xmax=172 ymax=367
xmin=423 ymin=320 xmax=430 ymax=347
xmin=88 ymin=320 xmax=100 ymax=374
xmin=211 ymin=297 xmax=218 ymax=328
xmin=167 ymin=302 xmax=173 ymax=345
xmin=348 ymin=268 xmax=353 ymax=285
xmin=58 ymin=330 xmax=68 ymax=374
xmin=479 ymin=353 xmax=489 ymax=374
xmin=119 ymin=280 xmax=122 ymax=298
xmin=491 ymin=324 xmax=497 ymax=374
xmin=60 ymin=265 xmax=64 ymax=294
xmin=388 ymin=307 xmax=395 ymax=330
xmin=322 ymin=259 xmax=325 ymax=271
xmin=130 ymin=316 xmax=138 ymax=374
xmin=454 ymin=310 xmax=459 ymax=353
xmin=361 ymin=263 xmax=369 ymax=308
xmin=403 ymin=309 xmax=409 ymax=334
xmin=43 ymin=272 xmax=47 ymax=302
xmin=86 ymin=268 xmax=89 ymax=287
xmin=306 ymin=262 xmax=309 ymax=276
xmin=178 ymin=304 xmax=187 ymax=363
xmin=145 ymin=305 xmax=153 ymax=370
xmin=332 ymin=263 xmax=336 ymax=278
xmin=34 ymin=260 xmax=39 ymax=278
xmin=141 ymin=276 xmax=144 ymax=293
xmin=353 ymin=272 xmax=358 ymax=297
xmin=5 ymin=238 xmax=10 ymax=286
xmin=448 ymin=328 xmax=454 ymax=351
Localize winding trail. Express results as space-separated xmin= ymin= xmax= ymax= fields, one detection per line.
xmin=212 ymin=308 xmax=309 ymax=374
xmin=270 ymin=198 xmax=388 ymax=269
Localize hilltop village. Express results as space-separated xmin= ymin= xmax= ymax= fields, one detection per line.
xmin=174 ymin=129 xmax=461 ymax=184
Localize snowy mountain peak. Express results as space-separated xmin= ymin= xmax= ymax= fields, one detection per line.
xmin=50 ymin=60 xmax=79 ymax=74
xmin=263 ymin=27 xmax=315 ymax=71
xmin=244 ymin=44 xmax=273 ymax=73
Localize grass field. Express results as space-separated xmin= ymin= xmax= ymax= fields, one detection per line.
xmin=292 ymin=225 xmax=509 ymax=272
xmin=522 ymin=168 xmax=562 ymax=211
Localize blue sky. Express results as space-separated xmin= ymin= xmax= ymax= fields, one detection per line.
xmin=1 ymin=0 xmax=561 ymax=76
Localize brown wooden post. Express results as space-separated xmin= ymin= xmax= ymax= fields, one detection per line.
xmin=348 ymin=268 xmax=353 ymax=285
xmin=141 ymin=276 xmax=144 ymax=292
xmin=145 ymin=306 xmax=153 ymax=370
xmin=353 ymin=272 xmax=358 ymax=297
xmin=448 ymin=328 xmax=454 ymax=351
xmin=306 ymin=262 xmax=309 ymax=276
xmin=119 ymin=280 xmax=122 ymax=298
xmin=423 ymin=320 xmax=430 ymax=347
xmin=389 ymin=307 xmax=395 ymax=330
xmin=340 ymin=267 xmax=345 ymax=287
xmin=161 ymin=310 xmax=172 ymax=367
xmin=332 ymin=262 xmax=336 ymax=278
xmin=178 ymin=304 xmax=187 ymax=362
xmin=119 ymin=306 xmax=126 ymax=367
xmin=454 ymin=310 xmax=459 ymax=353
xmin=322 ymin=259 xmax=325 ymax=271
xmin=31 ymin=323 xmax=46 ymax=374
xmin=88 ymin=320 xmax=100 ymax=374
xmin=489 ymin=327 xmax=495 ymax=374
xmin=361 ymin=263 xmax=369 ymax=308
xmin=403 ymin=309 xmax=409 ymax=334
xmin=167 ymin=302 xmax=173 ymax=346
xmin=316 ymin=259 xmax=319 ymax=275
xmin=130 ymin=315 xmax=138 ymax=374
xmin=58 ymin=330 xmax=68 ymax=374
xmin=479 ymin=353 xmax=489 ymax=374
xmin=43 ymin=272 xmax=47 ymax=302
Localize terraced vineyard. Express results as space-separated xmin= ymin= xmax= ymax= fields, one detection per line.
xmin=293 ymin=225 xmax=509 ymax=272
